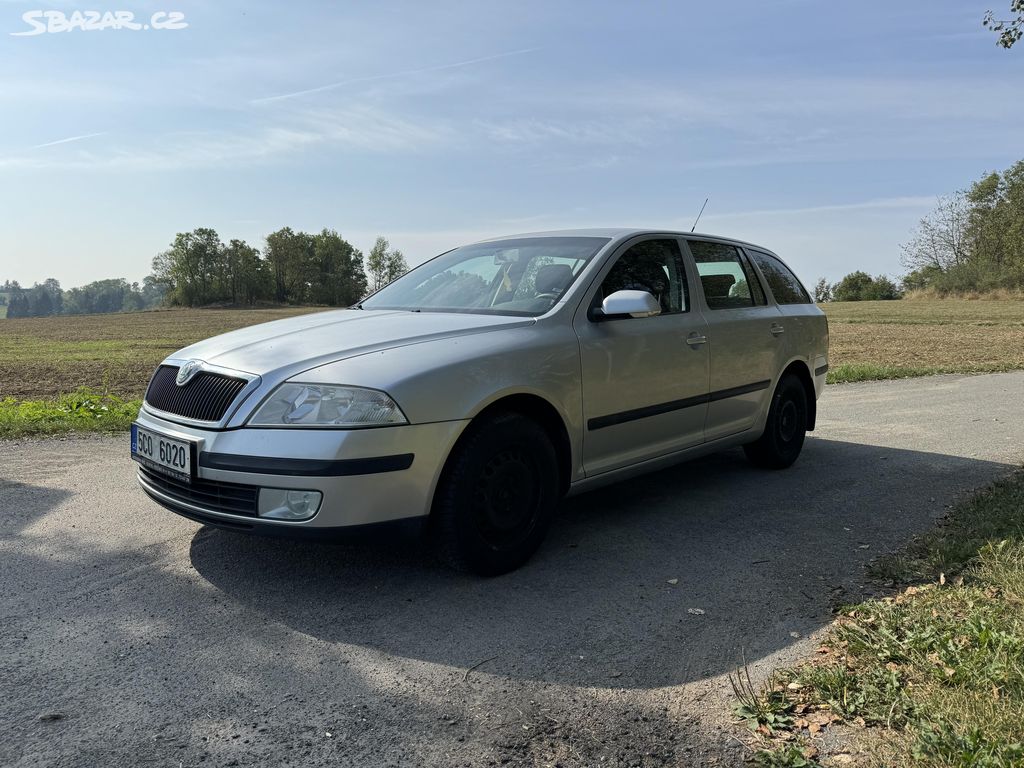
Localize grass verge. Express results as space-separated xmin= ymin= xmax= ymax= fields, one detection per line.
xmin=0 ymin=389 xmax=141 ymax=439
xmin=827 ymin=361 xmax=1024 ymax=384
xmin=736 ymin=473 xmax=1024 ymax=767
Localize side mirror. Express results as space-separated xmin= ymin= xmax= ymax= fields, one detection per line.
xmin=597 ymin=289 xmax=661 ymax=319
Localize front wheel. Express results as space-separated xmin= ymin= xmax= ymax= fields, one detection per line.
xmin=743 ymin=374 xmax=808 ymax=469
xmin=431 ymin=412 xmax=559 ymax=575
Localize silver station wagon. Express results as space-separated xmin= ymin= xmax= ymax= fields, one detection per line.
xmin=132 ymin=229 xmax=829 ymax=574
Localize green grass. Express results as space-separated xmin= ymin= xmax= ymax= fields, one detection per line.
xmin=734 ymin=473 xmax=1024 ymax=767
xmin=827 ymin=361 xmax=1024 ymax=384
xmin=752 ymin=742 xmax=823 ymax=768
xmin=0 ymin=389 xmax=141 ymax=439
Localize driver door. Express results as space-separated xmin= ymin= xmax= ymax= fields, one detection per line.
xmin=573 ymin=236 xmax=710 ymax=476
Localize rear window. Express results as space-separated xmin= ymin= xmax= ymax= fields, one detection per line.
xmin=747 ymin=250 xmax=812 ymax=304
xmin=688 ymin=240 xmax=766 ymax=310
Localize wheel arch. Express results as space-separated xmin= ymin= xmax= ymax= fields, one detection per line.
xmin=435 ymin=392 xmax=574 ymax=508
xmin=779 ymin=358 xmax=816 ymax=431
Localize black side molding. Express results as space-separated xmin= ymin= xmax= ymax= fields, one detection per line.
xmin=588 ymin=379 xmax=771 ymax=431
xmin=199 ymin=452 xmax=414 ymax=477
xmin=815 ymin=364 xmax=829 ymax=377
xmin=708 ymin=379 xmax=772 ymax=403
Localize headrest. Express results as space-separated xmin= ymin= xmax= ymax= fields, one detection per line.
xmin=535 ymin=264 xmax=573 ymax=295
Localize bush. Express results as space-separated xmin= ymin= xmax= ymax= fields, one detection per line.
xmin=832 ymin=271 xmax=902 ymax=301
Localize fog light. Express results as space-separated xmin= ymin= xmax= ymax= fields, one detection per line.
xmin=258 ymin=488 xmax=323 ymax=521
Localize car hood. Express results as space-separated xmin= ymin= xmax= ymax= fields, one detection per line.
xmin=169 ymin=309 xmax=535 ymax=378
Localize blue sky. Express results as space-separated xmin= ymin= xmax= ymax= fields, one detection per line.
xmin=1 ymin=0 xmax=1022 ymax=289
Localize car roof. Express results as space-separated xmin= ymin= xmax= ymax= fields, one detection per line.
xmin=473 ymin=228 xmax=778 ymax=255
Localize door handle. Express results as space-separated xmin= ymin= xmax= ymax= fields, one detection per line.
xmin=769 ymin=324 xmax=785 ymax=336
xmin=685 ymin=332 xmax=707 ymax=347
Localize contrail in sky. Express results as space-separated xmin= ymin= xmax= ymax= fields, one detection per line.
xmin=252 ymin=48 xmax=539 ymax=105
xmin=33 ymin=132 xmax=105 ymax=149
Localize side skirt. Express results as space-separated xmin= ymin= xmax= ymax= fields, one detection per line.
xmin=565 ymin=428 xmax=762 ymax=498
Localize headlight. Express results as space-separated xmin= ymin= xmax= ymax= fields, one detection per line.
xmin=249 ymin=383 xmax=408 ymax=427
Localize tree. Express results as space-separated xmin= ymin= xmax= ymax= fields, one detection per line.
xmin=812 ymin=277 xmax=832 ymax=303
xmin=366 ymin=236 xmax=409 ymax=293
xmin=221 ymin=238 xmax=267 ymax=305
xmin=30 ymin=285 xmax=53 ymax=316
xmin=151 ymin=228 xmax=225 ymax=306
xmin=226 ymin=239 xmax=270 ymax=306
xmin=984 ymin=2 xmax=1024 ymax=48
xmin=309 ymin=229 xmax=367 ymax=306
xmin=41 ymin=278 xmax=63 ymax=314
xmin=141 ymin=273 xmax=170 ymax=308
xmin=6 ymin=283 xmax=30 ymax=318
xmin=264 ymin=227 xmax=316 ymax=303
xmin=900 ymin=194 xmax=970 ymax=272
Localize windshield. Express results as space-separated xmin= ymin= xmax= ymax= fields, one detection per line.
xmin=360 ymin=237 xmax=610 ymax=316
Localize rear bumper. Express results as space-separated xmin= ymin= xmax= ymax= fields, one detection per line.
xmin=134 ymin=407 xmax=468 ymax=533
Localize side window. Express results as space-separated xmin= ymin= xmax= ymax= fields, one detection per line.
xmin=748 ymin=250 xmax=812 ymax=304
xmin=688 ymin=240 xmax=766 ymax=310
xmin=596 ymin=239 xmax=688 ymax=315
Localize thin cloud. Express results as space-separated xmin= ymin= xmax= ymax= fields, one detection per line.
xmin=251 ymin=47 xmax=538 ymax=105
xmin=32 ymin=132 xmax=105 ymax=149
xmin=704 ymin=196 xmax=938 ymax=220
xmin=1 ymin=106 xmax=443 ymax=172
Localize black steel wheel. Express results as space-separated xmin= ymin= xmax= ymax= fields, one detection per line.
xmin=743 ymin=373 xmax=808 ymax=469
xmin=432 ymin=412 xmax=559 ymax=575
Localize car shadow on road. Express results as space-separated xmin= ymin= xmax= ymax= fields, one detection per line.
xmin=189 ymin=436 xmax=1016 ymax=690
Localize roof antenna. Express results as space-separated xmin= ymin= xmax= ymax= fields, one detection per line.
xmin=691 ymin=197 xmax=709 ymax=232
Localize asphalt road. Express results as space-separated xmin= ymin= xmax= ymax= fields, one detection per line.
xmin=2 ymin=372 xmax=1023 ymax=767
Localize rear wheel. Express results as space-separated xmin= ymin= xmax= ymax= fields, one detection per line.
xmin=743 ymin=373 xmax=808 ymax=469
xmin=431 ymin=412 xmax=559 ymax=575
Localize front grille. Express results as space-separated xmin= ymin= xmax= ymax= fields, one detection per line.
xmin=139 ymin=466 xmax=259 ymax=517
xmin=145 ymin=365 xmax=248 ymax=422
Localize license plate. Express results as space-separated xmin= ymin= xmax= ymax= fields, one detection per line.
xmin=131 ymin=423 xmax=194 ymax=483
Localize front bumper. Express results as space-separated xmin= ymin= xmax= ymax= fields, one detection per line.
xmin=134 ymin=407 xmax=468 ymax=534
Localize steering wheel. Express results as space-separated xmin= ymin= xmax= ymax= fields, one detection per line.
xmin=533 ymin=292 xmax=560 ymax=301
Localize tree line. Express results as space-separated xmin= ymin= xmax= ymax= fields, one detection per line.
xmin=898 ymin=159 xmax=1024 ymax=295
xmin=151 ymin=227 xmax=407 ymax=308
xmin=2 ymin=228 xmax=408 ymax=318
xmin=2 ymin=277 xmax=166 ymax=318
xmin=814 ymin=157 xmax=1024 ymax=302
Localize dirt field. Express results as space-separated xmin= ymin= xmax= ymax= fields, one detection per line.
xmin=0 ymin=307 xmax=320 ymax=400
xmin=1 ymin=300 xmax=1023 ymax=400
xmin=825 ymin=299 xmax=1024 ymax=382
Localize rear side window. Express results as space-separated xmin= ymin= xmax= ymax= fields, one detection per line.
xmin=748 ymin=250 xmax=812 ymax=304
xmin=688 ymin=240 xmax=766 ymax=310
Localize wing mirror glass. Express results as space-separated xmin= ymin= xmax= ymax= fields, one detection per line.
xmin=598 ymin=289 xmax=661 ymax=319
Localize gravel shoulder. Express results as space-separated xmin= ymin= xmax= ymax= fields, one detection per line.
xmin=2 ymin=372 xmax=1023 ymax=767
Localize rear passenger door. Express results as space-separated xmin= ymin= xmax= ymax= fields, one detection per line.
xmin=684 ymin=239 xmax=786 ymax=441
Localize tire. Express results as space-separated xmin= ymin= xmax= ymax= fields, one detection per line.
xmin=743 ymin=373 xmax=808 ymax=470
xmin=431 ymin=412 xmax=559 ymax=575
